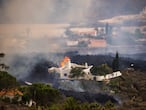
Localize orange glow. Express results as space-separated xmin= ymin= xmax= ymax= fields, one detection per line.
xmin=60 ymin=56 xmax=70 ymax=67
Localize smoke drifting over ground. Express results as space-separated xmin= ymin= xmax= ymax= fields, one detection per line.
xmin=6 ymin=53 xmax=146 ymax=82
xmin=5 ymin=53 xmax=62 ymax=80
xmin=61 ymin=90 xmax=119 ymax=104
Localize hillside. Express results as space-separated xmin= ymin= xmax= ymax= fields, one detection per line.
xmin=0 ymin=69 xmax=146 ymax=110
xmin=111 ymin=69 xmax=146 ymax=110
xmin=1 ymin=53 xmax=146 ymax=110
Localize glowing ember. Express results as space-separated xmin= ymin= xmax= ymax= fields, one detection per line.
xmin=60 ymin=56 xmax=70 ymax=67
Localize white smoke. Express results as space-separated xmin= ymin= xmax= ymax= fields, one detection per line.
xmin=99 ymin=6 xmax=146 ymax=25
xmin=59 ymin=80 xmax=84 ymax=92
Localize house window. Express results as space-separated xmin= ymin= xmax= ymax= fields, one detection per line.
xmin=64 ymin=73 xmax=67 ymax=76
xmin=93 ymin=76 xmax=96 ymax=81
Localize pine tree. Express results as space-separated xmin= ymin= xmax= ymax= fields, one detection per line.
xmin=112 ymin=52 xmax=119 ymax=72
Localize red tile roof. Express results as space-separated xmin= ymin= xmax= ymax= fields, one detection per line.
xmin=88 ymin=39 xmax=107 ymax=48
xmin=0 ymin=89 xmax=23 ymax=96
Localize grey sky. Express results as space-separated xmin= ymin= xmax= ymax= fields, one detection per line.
xmin=0 ymin=0 xmax=146 ymax=23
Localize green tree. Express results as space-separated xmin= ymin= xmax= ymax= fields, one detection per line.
xmin=63 ymin=97 xmax=81 ymax=110
xmin=0 ymin=53 xmax=17 ymax=91
xmin=112 ymin=52 xmax=119 ymax=72
xmin=21 ymin=83 xmax=61 ymax=106
xmin=0 ymin=53 xmax=9 ymax=71
xmin=48 ymin=104 xmax=60 ymax=110
xmin=70 ymin=67 xmax=85 ymax=78
xmin=0 ymin=71 xmax=18 ymax=90
xmin=89 ymin=102 xmax=102 ymax=110
xmin=104 ymin=101 xmax=116 ymax=110
xmin=91 ymin=64 xmax=112 ymax=75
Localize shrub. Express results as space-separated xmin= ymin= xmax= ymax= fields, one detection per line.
xmin=21 ymin=83 xmax=61 ymax=106
xmin=91 ymin=64 xmax=112 ymax=75
xmin=70 ymin=67 xmax=85 ymax=78
xmin=0 ymin=71 xmax=18 ymax=90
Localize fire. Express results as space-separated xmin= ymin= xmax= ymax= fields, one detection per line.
xmin=60 ymin=56 xmax=70 ymax=67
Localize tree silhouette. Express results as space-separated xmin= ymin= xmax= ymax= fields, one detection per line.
xmin=21 ymin=83 xmax=60 ymax=106
xmin=0 ymin=71 xmax=18 ymax=90
xmin=91 ymin=64 xmax=112 ymax=75
xmin=0 ymin=53 xmax=9 ymax=71
xmin=0 ymin=53 xmax=5 ymax=58
xmin=112 ymin=52 xmax=119 ymax=72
